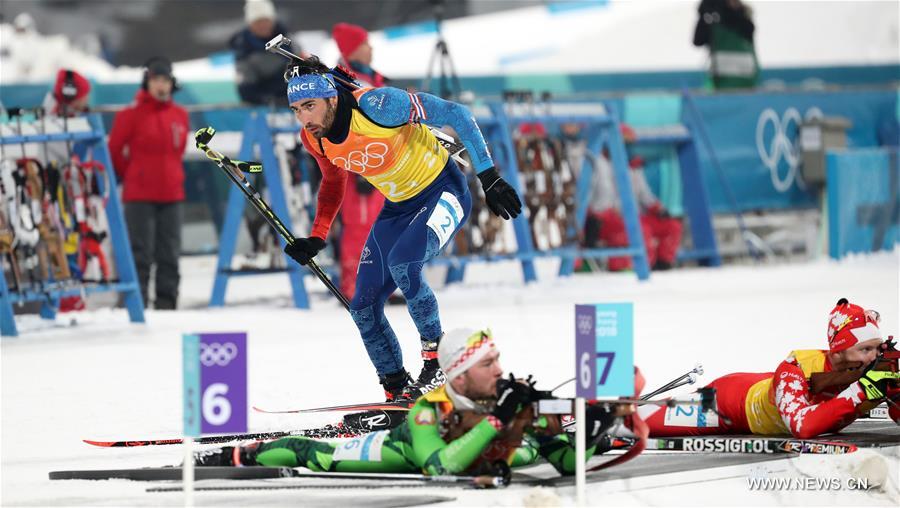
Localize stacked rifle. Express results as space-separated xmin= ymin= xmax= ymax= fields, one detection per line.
xmin=0 ymin=108 xmax=114 ymax=296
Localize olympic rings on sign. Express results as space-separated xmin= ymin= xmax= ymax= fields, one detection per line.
xmin=199 ymin=342 xmax=238 ymax=367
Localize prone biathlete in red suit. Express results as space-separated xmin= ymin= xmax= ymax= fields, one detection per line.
xmin=632 ymin=299 xmax=899 ymax=439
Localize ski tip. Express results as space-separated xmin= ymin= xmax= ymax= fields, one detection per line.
xmin=252 ymin=406 xmax=292 ymax=414
xmin=83 ymin=439 xmax=114 ymax=447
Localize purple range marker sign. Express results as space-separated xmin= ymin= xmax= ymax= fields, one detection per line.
xmin=575 ymin=305 xmax=596 ymax=399
xmin=184 ymin=332 xmax=247 ymax=435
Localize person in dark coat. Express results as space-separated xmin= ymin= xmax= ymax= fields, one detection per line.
xmin=692 ymin=0 xmax=759 ymax=89
xmin=229 ymin=0 xmax=302 ymax=106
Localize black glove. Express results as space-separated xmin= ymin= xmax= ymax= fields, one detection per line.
xmin=477 ymin=168 xmax=522 ymax=220
xmin=857 ymin=360 xmax=900 ymax=401
xmin=492 ymin=373 xmax=534 ymax=425
xmin=284 ymin=237 xmax=326 ymax=266
xmin=585 ymin=403 xmax=619 ymax=446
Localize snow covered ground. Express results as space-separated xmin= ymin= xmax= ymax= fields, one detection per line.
xmin=2 ymin=249 xmax=899 ymax=506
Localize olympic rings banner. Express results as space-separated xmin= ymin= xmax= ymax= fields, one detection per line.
xmin=686 ymin=89 xmax=896 ymax=212
xmin=183 ymin=332 xmax=247 ymax=436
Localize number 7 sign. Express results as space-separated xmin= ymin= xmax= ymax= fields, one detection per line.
xmin=184 ymin=332 xmax=247 ymax=436
xmin=576 ymin=304 xmax=633 ymax=398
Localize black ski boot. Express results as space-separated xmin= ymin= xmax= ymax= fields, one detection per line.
xmin=193 ymin=443 xmax=259 ymax=467
xmin=402 ymin=337 xmax=446 ymax=399
xmin=380 ymin=369 xmax=414 ymax=402
xmin=341 ymin=371 xmax=414 ymax=432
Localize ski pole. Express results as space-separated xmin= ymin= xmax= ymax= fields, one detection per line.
xmin=283 ymin=469 xmax=508 ymax=488
xmin=641 ymin=373 xmax=697 ymax=401
xmin=547 ymin=362 xmax=703 ymax=398
xmin=146 ymin=468 xmax=509 ymax=491
xmin=194 ymin=127 xmax=350 ymax=311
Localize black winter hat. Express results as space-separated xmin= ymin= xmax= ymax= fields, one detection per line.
xmin=141 ymin=56 xmax=180 ymax=91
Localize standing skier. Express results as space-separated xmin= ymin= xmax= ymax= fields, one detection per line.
xmin=281 ymin=57 xmax=522 ymax=400
xmin=195 ymin=328 xmax=627 ymax=475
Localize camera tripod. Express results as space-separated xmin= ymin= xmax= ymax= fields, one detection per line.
xmin=422 ymin=0 xmax=461 ymax=100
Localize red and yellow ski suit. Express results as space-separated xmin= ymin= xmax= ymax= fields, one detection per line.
xmin=642 ymin=350 xmax=879 ymax=439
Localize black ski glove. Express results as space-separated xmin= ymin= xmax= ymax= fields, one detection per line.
xmin=284 ymin=237 xmax=326 ymax=266
xmin=492 ymin=373 xmax=534 ymax=425
xmin=857 ymin=360 xmax=900 ymax=401
xmin=477 ymin=168 xmax=522 ymax=220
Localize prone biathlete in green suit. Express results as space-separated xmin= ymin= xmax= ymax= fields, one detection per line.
xmin=194 ymin=328 xmax=626 ymax=476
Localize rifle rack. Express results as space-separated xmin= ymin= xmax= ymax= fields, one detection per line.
xmin=0 ymin=113 xmax=145 ymax=336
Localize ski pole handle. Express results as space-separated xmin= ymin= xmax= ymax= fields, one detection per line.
xmin=194 ymin=127 xmax=350 ymax=311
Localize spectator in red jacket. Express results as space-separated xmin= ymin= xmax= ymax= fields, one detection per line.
xmin=108 ymin=56 xmax=189 ymax=310
xmin=332 ymin=22 xmax=387 ymax=88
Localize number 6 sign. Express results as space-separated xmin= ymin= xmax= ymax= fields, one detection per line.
xmin=575 ymin=304 xmax=633 ymax=398
xmin=183 ymin=332 xmax=247 ymax=436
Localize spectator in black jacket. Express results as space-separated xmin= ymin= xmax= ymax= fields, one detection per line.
xmin=692 ymin=0 xmax=758 ymax=89
xmin=229 ymin=0 xmax=301 ymax=106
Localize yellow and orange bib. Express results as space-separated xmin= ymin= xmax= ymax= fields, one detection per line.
xmin=744 ymin=349 xmax=827 ymax=434
xmin=303 ymin=88 xmax=448 ymax=202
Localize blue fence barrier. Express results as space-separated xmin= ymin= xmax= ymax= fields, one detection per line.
xmin=4 ymin=84 xmax=895 ymax=215
xmin=827 ymin=149 xmax=898 ymax=259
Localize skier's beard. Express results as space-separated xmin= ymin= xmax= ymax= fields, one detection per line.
xmin=308 ymin=101 xmax=336 ymax=140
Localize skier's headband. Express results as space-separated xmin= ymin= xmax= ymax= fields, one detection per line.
xmin=441 ymin=330 xmax=497 ymax=381
xmin=286 ymin=73 xmax=337 ymax=104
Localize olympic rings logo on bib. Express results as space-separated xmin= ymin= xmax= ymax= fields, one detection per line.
xmin=199 ymin=342 xmax=239 ymax=367
xmin=333 ymin=142 xmax=389 ymax=174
